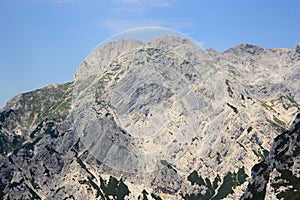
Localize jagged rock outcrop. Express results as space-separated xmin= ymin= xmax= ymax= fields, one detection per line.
xmin=242 ymin=113 xmax=300 ymax=199
xmin=0 ymin=35 xmax=299 ymax=199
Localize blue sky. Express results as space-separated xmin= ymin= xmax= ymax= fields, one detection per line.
xmin=0 ymin=0 xmax=299 ymax=108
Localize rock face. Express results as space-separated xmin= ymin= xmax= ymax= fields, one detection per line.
xmin=0 ymin=36 xmax=299 ymax=199
xmin=242 ymin=113 xmax=300 ymax=200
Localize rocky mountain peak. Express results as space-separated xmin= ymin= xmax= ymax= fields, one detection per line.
xmin=74 ymin=39 xmax=144 ymax=81
xmin=225 ymin=43 xmax=265 ymax=55
xmin=289 ymin=43 xmax=300 ymax=61
xmin=146 ymin=35 xmax=194 ymax=49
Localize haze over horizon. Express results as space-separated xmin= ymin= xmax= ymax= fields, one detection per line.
xmin=1 ymin=0 xmax=299 ymax=108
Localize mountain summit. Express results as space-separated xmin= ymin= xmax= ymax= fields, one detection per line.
xmin=0 ymin=36 xmax=299 ymax=199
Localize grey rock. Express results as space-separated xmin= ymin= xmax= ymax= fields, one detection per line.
xmin=0 ymin=35 xmax=299 ymax=199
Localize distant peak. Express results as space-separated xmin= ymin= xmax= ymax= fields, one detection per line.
xmin=225 ymin=43 xmax=264 ymax=55
xmin=206 ymin=48 xmax=217 ymax=53
xmin=289 ymin=43 xmax=300 ymax=60
xmin=148 ymin=35 xmax=190 ymax=43
xmin=145 ymin=35 xmax=197 ymax=49
xmin=293 ymin=43 xmax=300 ymax=52
xmin=99 ymin=39 xmax=144 ymax=52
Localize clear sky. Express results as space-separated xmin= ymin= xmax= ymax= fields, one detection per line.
xmin=0 ymin=0 xmax=299 ymax=108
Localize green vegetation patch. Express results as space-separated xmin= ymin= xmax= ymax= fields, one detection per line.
xmin=0 ymin=133 xmax=24 ymax=155
xmin=247 ymin=126 xmax=253 ymax=133
xmin=138 ymin=189 xmax=148 ymax=200
xmin=227 ymin=103 xmax=238 ymax=113
xmin=273 ymin=116 xmax=287 ymax=128
xmin=187 ymin=171 xmax=205 ymax=186
xmin=183 ymin=167 xmax=248 ymax=200
xmin=267 ymin=118 xmax=288 ymax=133
xmin=271 ymin=169 xmax=300 ymax=200
xmin=237 ymin=141 xmax=247 ymax=152
xmin=151 ymin=193 xmax=162 ymax=200
xmin=225 ymin=80 xmax=234 ymax=98
xmin=260 ymin=101 xmax=276 ymax=113
xmin=160 ymin=160 xmax=171 ymax=166
xmin=212 ymin=167 xmax=248 ymax=200
xmin=100 ymin=176 xmax=130 ymax=200
xmin=280 ymin=95 xmax=299 ymax=110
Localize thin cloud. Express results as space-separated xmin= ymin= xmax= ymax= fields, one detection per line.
xmin=100 ymin=17 xmax=196 ymax=38
xmin=101 ymin=18 xmax=164 ymax=34
xmin=100 ymin=0 xmax=196 ymax=40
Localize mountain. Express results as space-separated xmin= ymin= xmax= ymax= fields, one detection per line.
xmin=0 ymin=36 xmax=299 ymax=199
